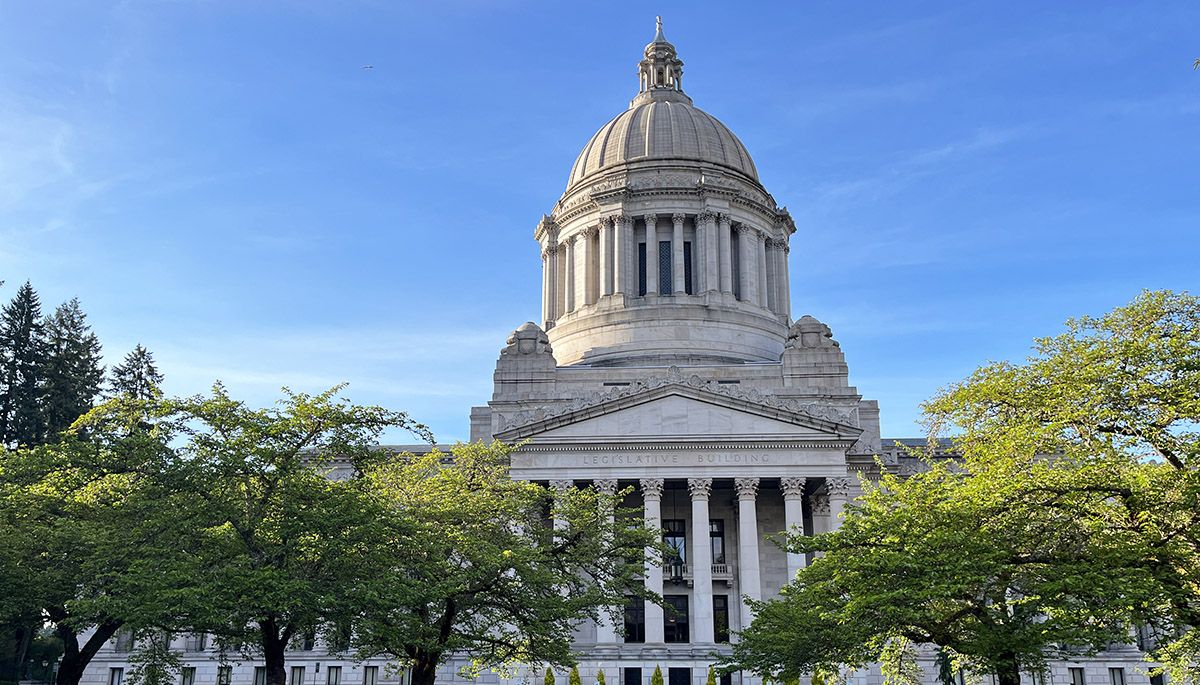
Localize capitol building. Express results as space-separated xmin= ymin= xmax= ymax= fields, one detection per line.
xmin=87 ymin=19 xmax=1152 ymax=685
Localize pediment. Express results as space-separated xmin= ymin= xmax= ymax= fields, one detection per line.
xmin=495 ymin=371 xmax=862 ymax=445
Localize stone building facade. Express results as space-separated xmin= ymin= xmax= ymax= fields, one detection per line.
xmin=84 ymin=18 xmax=1154 ymax=685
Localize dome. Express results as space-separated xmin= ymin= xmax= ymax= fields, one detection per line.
xmin=566 ymin=99 xmax=759 ymax=190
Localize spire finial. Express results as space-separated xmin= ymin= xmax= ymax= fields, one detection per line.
xmin=655 ymin=16 xmax=664 ymax=41
xmin=636 ymin=15 xmax=686 ymax=102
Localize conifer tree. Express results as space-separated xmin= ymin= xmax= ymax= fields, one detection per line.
xmin=569 ymin=666 xmax=581 ymax=685
xmin=0 ymin=282 xmax=48 ymax=447
xmin=108 ymin=344 xmax=164 ymax=400
xmin=651 ymin=666 xmax=663 ymax=685
xmin=42 ymin=298 xmax=104 ymax=437
xmin=544 ymin=667 xmax=555 ymax=685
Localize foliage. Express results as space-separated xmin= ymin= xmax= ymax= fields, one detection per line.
xmin=569 ymin=665 xmax=581 ymax=685
xmin=596 ymin=669 xmax=605 ymax=685
xmin=0 ymin=282 xmax=48 ymax=447
xmin=350 ymin=441 xmax=660 ymax=685
xmin=41 ymin=299 xmax=104 ymax=438
xmin=706 ymin=666 xmax=717 ymax=685
xmin=730 ymin=291 xmax=1200 ymax=685
xmin=108 ymin=345 xmax=164 ymax=401
xmin=125 ymin=632 xmax=181 ymax=685
xmin=545 ymin=667 xmax=555 ymax=685
xmin=651 ymin=665 xmax=663 ymax=685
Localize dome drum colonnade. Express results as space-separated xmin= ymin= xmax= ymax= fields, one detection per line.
xmin=534 ymin=19 xmax=797 ymax=368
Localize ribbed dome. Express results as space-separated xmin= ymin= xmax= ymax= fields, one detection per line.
xmin=566 ymin=99 xmax=759 ymax=191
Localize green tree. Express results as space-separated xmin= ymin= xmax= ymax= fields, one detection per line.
xmin=730 ymin=290 xmax=1200 ymax=685
xmin=134 ymin=385 xmax=429 ymax=685
xmin=596 ymin=669 xmax=606 ymax=685
xmin=108 ymin=344 xmax=164 ymax=401
xmin=569 ymin=665 xmax=582 ymax=685
xmin=706 ymin=666 xmax=717 ymax=685
xmin=350 ymin=442 xmax=659 ymax=685
xmin=0 ymin=282 xmax=48 ymax=447
xmin=41 ymin=298 xmax=104 ymax=437
xmin=544 ymin=667 xmax=555 ymax=685
xmin=651 ymin=666 xmax=663 ymax=685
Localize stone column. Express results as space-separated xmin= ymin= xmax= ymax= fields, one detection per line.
xmin=541 ymin=248 xmax=552 ymax=325
xmin=564 ymin=236 xmax=576 ymax=313
xmin=640 ymin=478 xmax=666 ymax=644
xmin=612 ymin=216 xmax=626 ymax=295
xmin=599 ymin=219 xmax=613 ymax=298
xmin=594 ymin=479 xmax=619 ymax=645
xmin=695 ymin=211 xmax=711 ymax=293
xmin=781 ymin=242 xmax=792 ymax=320
xmin=736 ymin=226 xmax=756 ymax=303
xmin=581 ymin=226 xmax=598 ymax=306
xmin=644 ymin=214 xmax=659 ymax=296
xmin=810 ymin=493 xmax=830 ymax=564
xmin=688 ymin=478 xmax=715 ymax=643
xmin=550 ymin=479 xmax=573 ymax=531
xmin=671 ymin=213 xmax=686 ymax=294
xmin=734 ymin=478 xmax=761 ymax=633
xmin=764 ymin=239 xmax=778 ymax=314
xmin=717 ymin=214 xmax=733 ymax=294
xmin=827 ymin=477 xmax=851 ymax=531
xmin=756 ymin=231 xmax=769 ymax=307
xmin=781 ymin=477 xmax=807 ymax=580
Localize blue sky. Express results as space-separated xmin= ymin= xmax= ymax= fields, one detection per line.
xmin=1 ymin=1 xmax=1197 ymax=443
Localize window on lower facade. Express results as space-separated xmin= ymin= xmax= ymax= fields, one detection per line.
xmin=1149 ymin=675 xmax=1165 ymax=685
xmin=217 ymin=667 xmax=232 ymax=685
xmin=254 ymin=668 xmax=267 ymax=685
xmin=326 ymin=667 xmax=342 ymax=685
xmin=664 ymin=594 xmax=690 ymax=643
xmin=623 ymin=668 xmax=641 ymax=685
xmin=1110 ymin=669 xmax=1125 ymax=685
xmin=109 ymin=668 xmax=125 ymax=685
xmin=623 ymin=596 xmax=645 ymax=643
xmin=362 ymin=667 xmax=378 ymax=685
xmin=1070 ymin=668 xmax=1086 ymax=685
xmin=667 ymin=668 xmax=690 ymax=685
xmin=637 ymin=243 xmax=647 ymax=296
xmin=683 ymin=241 xmax=693 ymax=294
xmin=659 ymin=240 xmax=672 ymax=295
xmin=710 ymin=519 xmax=726 ymax=564
xmin=181 ymin=668 xmax=196 ymax=685
xmin=328 ymin=623 xmax=352 ymax=653
xmin=290 ymin=667 xmax=305 ymax=685
xmin=184 ymin=633 xmax=207 ymax=653
xmin=714 ymin=594 xmax=730 ymax=643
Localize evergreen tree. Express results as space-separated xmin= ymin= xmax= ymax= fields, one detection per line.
xmin=108 ymin=344 xmax=164 ymax=400
xmin=0 ymin=282 xmax=48 ymax=447
xmin=42 ymin=299 xmax=104 ymax=437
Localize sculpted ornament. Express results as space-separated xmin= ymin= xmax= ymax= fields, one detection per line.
xmin=825 ymin=477 xmax=852 ymax=498
xmin=734 ymin=477 xmax=760 ymax=499
xmin=500 ymin=322 xmax=553 ymax=357
xmin=594 ymin=479 xmax=618 ymax=495
xmin=687 ymin=478 xmax=713 ymax=499
xmin=811 ymin=494 xmax=831 ymax=516
xmin=639 ymin=478 xmax=665 ymax=500
xmin=671 ymin=213 xmax=687 ymax=225
xmin=780 ymin=477 xmax=807 ymax=498
xmin=550 ymin=479 xmax=574 ymax=493
xmin=786 ymin=315 xmax=840 ymax=349
xmin=643 ymin=213 xmax=658 ymax=226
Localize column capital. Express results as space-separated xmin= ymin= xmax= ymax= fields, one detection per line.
xmin=564 ymin=234 xmax=578 ymax=246
xmin=640 ymin=478 xmax=664 ymax=500
xmin=644 ymin=213 xmax=658 ymax=225
xmin=781 ymin=476 xmax=808 ymax=499
xmin=811 ymin=493 xmax=831 ymax=515
xmin=825 ymin=477 xmax=852 ymax=499
xmin=716 ymin=213 xmax=731 ymax=227
xmin=735 ymin=223 xmax=756 ymax=237
xmin=594 ymin=479 xmax=618 ymax=495
xmin=616 ymin=214 xmax=633 ymax=227
xmin=734 ymin=477 xmax=760 ymax=500
xmin=550 ymin=479 xmax=574 ymax=493
xmin=582 ymin=225 xmax=599 ymax=238
xmin=697 ymin=209 xmax=717 ymax=223
xmin=687 ymin=477 xmax=713 ymax=500
xmin=671 ymin=212 xmax=687 ymax=225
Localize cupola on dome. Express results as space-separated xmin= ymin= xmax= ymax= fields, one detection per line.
xmin=564 ymin=18 xmax=759 ymax=192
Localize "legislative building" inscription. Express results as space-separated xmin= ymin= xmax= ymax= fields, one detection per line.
xmin=581 ymin=452 xmax=771 ymax=465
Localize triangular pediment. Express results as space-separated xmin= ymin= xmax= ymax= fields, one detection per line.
xmin=495 ymin=374 xmax=862 ymax=445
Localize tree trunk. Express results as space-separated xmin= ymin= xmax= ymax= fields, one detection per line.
xmin=995 ymin=653 xmax=1022 ymax=685
xmin=409 ymin=652 xmax=441 ymax=685
xmin=259 ymin=620 xmax=290 ymax=685
xmin=55 ymin=620 xmax=121 ymax=685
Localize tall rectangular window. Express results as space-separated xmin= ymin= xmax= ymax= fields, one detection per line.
xmin=659 ymin=241 xmax=672 ymax=295
xmin=713 ymin=594 xmax=730 ymax=643
xmin=683 ymin=241 xmax=693 ymax=294
xmin=623 ymin=596 xmax=645 ymax=643
xmin=623 ymin=669 xmax=642 ymax=685
xmin=254 ymin=668 xmax=266 ymax=685
xmin=109 ymin=668 xmax=125 ymax=685
xmin=1109 ymin=669 xmax=1125 ymax=685
xmin=662 ymin=519 xmax=686 ymax=580
xmin=181 ymin=668 xmax=196 ymax=685
xmin=1070 ymin=668 xmax=1086 ymax=685
xmin=637 ymin=243 xmax=647 ymax=296
xmin=362 ymin=667 xmax=378 ymax=685
xmin=290 ymin=667 xmax=305 ymax=685
xmin=327 ymin=666 xmax=342 ymax=685
xmin=217 ymin=667 xmax=232 ymax=685
xmin=668 ymin=668 xmax=691 ymax=685
xmin=710 ymin=519 xmax=726 ymax=564
xmin=185 ymin=633 xmax=207 ymax=653
xmin=664 ymin=595 xmax=690 ymax=643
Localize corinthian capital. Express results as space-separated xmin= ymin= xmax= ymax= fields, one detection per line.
xmin=781 ymin=476 xmax=808 ymax=498
xmin=550 ymin=479 xmax=574 ymax=493
xmin=825 ymin=477 xmax=852 ymax=499
xmin=811 ymin=493 xmax=830 ymax=516
xmin=697 ymin=209 xmax=717 ymax=223
xmin=734 ymin=477 xmax=760 ymax=499
xmin=594 ymin=479 xmax=618 ymax=495
xmin=643 ymin=213 xmax=658 ymax=226
xmin=687 ymin=478 xmax=713 ymax=500
xmin=671 ymin=212 xmax=687 ymax=225
xmin=640 ymin=478 xmax=664 ymax=500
